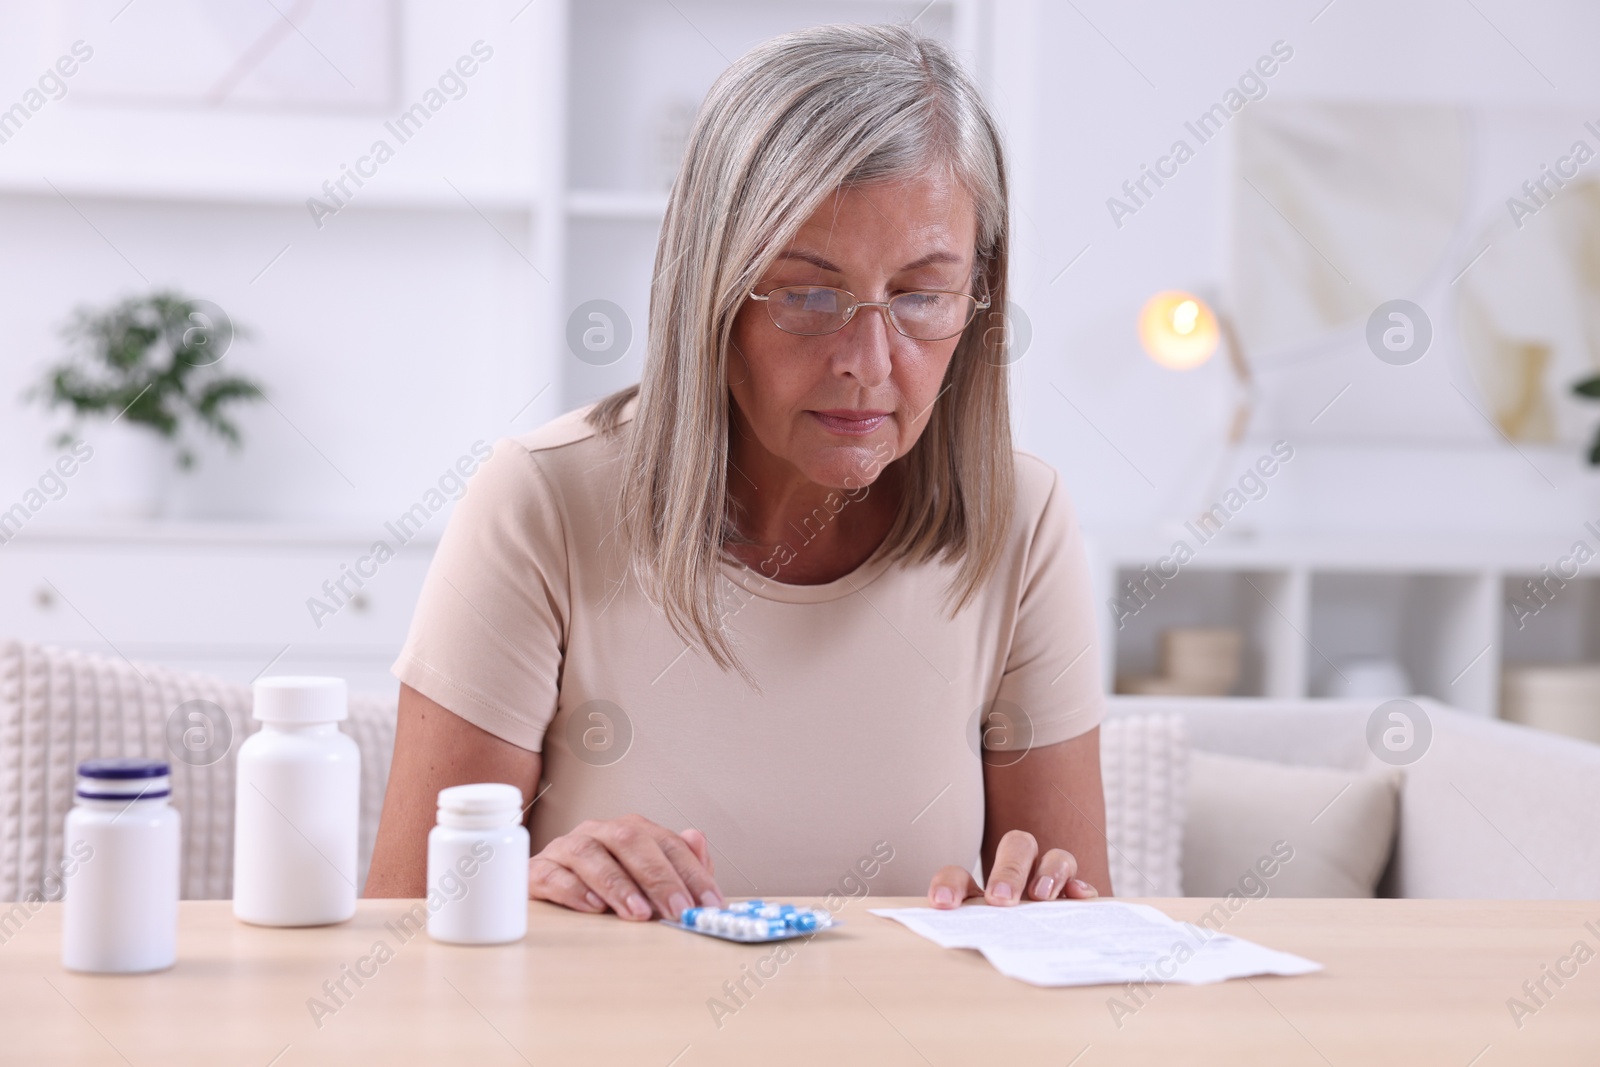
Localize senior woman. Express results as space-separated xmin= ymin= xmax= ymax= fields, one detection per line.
xmin=366 ymin=23 xmax=1111 ymax=919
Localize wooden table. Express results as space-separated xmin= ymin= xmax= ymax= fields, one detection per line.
xmin=4 ymin=897 xmax=1598 ymax=1065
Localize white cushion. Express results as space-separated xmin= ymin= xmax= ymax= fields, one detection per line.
xmin=0 ymin=639 xmax=396 ymax=902
xmin=1181 ymin=749 xmax=1401 ymax=898
xmin=1099 ymin=714 xmax=1187 ymax=897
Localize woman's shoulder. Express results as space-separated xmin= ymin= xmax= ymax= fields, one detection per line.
xmin=1010 ymin=448 xmax=1077 ymax=532
xmin=458 ymin=400 xmax=632 ymax=532
xmin=480 ymin=397 xmax=634 ymax=496
xmin=509 ymin=396 xmax=635 ymax=460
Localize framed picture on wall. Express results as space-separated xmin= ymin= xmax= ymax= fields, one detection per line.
xmin=1230 ymin=100 xmax=1600 ymax=458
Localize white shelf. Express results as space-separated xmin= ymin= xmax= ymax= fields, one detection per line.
xmin=1088 ymin=527 xmax=1590 ymax=573
xmin=0 ymin=174 xmax=535 ymax=213
xmin=1088 ymin=530 xmax=1599 ymax=717
xmin=8 ymin=520 xmax=439 ymax=549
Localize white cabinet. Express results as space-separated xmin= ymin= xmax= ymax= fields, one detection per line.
xmin=0 ymin=525 xmax=436 ymax=696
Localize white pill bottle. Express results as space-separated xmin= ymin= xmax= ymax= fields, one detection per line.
xmin=62 ymin=757 xmax=181 ymax=973
xmin=233 ymin=676 xmax=360 ymax=926
xmin=427 ymin=783 xmax=529 ymax=944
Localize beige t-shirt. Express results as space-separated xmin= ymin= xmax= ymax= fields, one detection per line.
xmin=391 ymin=400 xmax=1106 ymax=896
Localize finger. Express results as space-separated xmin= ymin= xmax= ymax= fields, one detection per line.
xmin=660 ymin=830 xmax=724 ymax=908
xmin=528 ymin=857 xmax=607 ymax=913
xmin=548 ymin=832 xmax=654 ymax=920
xmin=927 ymin=865 xmax=981 ymax=909
xmin=1027 ymin=848 xmax=1080 ymax=900
xmin=591 ymin=818 xmax=698 ymax=920
xmin=1064 ymin=875 xmax=1100 ymax=899
xmin=985 ymin=829 xmax=1039 ymax=906
xmin=679 ymin=828 xmax=717 ymax=879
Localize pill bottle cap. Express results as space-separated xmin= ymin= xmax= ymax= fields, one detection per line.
xmin=252 ymin=676 xmax=348 ymax=723
xmin=76 ymin=757 xmax=170 ymax=801
xmin=436 ymin=783 xmax=523 ymax=829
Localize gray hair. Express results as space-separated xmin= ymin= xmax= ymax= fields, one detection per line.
xmin=590 ymin=22 xmax=1014 ymax=676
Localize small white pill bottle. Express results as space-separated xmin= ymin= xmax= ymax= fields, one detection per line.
xmin=427 ymin=783 xmax=530 ymax=945
xmin=62 ymin=758 xmax=181 ymax=974
xmin=233 ymin=676 xmax=360 ymax=926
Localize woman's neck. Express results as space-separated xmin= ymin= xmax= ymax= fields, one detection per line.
xmin=724 ymin=422 xmax=902 ymax=586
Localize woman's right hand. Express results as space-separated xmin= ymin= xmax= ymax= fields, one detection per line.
xmin=528 ymin=814 xmax=725 ymax=921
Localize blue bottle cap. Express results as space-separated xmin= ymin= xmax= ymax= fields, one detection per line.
xmin=76 ymin=758 xmax=171 ymax=800
xmin=78 ymin=758 xmax=170 ymax=779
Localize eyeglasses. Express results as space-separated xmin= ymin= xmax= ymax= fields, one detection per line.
xmin=747 ymin=285 xmax=990 ymax=341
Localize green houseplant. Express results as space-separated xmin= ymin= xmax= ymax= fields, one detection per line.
xmin=27 ymin=291 xmax=266 ymax=470
xmin=1577 ymin=373 xmax=1600 ymax=465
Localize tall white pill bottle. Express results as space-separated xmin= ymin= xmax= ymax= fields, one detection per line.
xmin=233 ymin=676 xmax=360 ymax=926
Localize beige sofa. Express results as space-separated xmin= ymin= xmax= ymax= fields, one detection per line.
xmin=4 ymin=638 xmax=1596 ymax=903
xmin=1111 ymin=695 xmax=1600 ymax=899
xmin=0 ymin=640 xmax=396 ymax=904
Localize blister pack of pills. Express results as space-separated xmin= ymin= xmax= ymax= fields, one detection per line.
xmin=663 ymin=900 xmax=838 ymax=943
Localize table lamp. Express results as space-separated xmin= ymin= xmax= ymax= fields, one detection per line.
xmin=1137 ymin=290 xmax=1257 ymax=528
xmin=1138 ymin=290 xmax=1254 ymax=438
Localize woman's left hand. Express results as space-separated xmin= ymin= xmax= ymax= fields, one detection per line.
xmin=926 ymin=829 xmax=1100 ymax=908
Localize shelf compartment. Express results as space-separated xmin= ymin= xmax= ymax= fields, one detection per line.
xmin=1107 ymin=566 xmax=1303 ymax=698
xmin=565 ymin=0 xmax=959 ymax=193
xmin=1500 ymin=572 xmax=1600 ymax=666
xmin=1306 ymin=570 xmax=1497 ymax=715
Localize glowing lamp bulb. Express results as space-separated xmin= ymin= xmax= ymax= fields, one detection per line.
xmin=1139 ymin=290 xmax=1220 ymax=370
xmin=1172 ymin=300 xmax=1198 ymax=335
